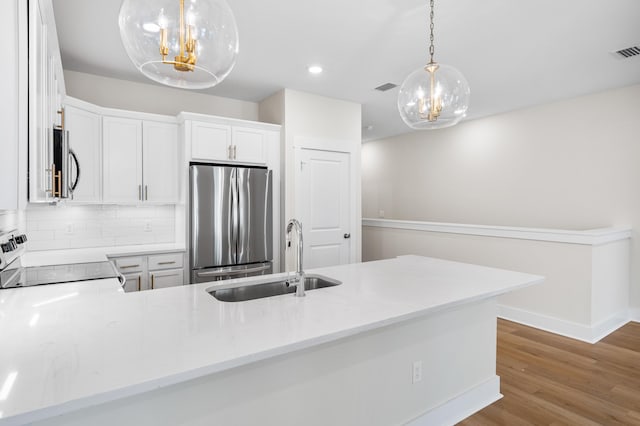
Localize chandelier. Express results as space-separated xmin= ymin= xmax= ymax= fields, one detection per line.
xmin=119 ymin=0 xmax=239 ymax=90
xmin=397 ymin=0 xmax=470 ymax=129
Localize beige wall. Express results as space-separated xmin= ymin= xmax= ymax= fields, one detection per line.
xmin=64 ymin=70 xmax=259 ymax=121
xmin=362 ymin=84 xmax=640 ymax=309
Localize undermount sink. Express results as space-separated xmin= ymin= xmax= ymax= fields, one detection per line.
xmin=210 ymin=274 xmax=341 ymax=302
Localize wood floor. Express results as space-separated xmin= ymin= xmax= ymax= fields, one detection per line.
xmin=459 ymin=319 xmax=640 ymax=425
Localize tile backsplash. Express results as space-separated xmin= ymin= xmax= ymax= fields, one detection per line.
xmin=25 ymin=204 xmax=176 ymax=251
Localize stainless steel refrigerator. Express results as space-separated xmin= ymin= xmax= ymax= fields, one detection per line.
xmin=190 ymin=164 xmax=273 ymax=283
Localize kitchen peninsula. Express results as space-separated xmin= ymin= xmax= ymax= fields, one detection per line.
xmin=0 ymin=255 xmax=542 ymax=425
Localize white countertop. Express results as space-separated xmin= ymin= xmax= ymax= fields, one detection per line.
xmin=0 ymin=255 xmax=543 ymax=425
xmin=22 ymin=244 xmax=186 ymax=266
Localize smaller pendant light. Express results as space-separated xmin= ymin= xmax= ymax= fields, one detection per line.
xmin=397 ymin=0 xmax=470 ymax=130
xmin=119 ymin=0 xmax=239 ymax=90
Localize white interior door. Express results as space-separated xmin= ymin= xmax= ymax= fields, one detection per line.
xmin=297 ymin=149 xmax=351 ymax=269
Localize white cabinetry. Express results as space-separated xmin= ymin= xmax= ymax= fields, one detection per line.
xmin=111 ymin=252 xmax=185 ymax=292
xmin=191 ymin=122 xmax=231 ymax=161
xmin=65 ymin=102 xmax=102 ymax=202
xmin=143 ymin=121 xmax=179 ymax=203
xmin=232 ymin=127 xmax=268 ymax=164
xmin=103 ymin=117 xmax=143 ymax=203
xmin=0 ymin=0 xmax=27 ymax=210
xmin=103 ymin=116 xmax=178 ymax=204
xmin=189 ymin=119 xmax=272 ymax=165
xmin=28 ymin=0 xmax=66 ymax=203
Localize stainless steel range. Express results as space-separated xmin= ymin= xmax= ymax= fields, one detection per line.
xmin=0 ymin=230 xmax=124 ymax=290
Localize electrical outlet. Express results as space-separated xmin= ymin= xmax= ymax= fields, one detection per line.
xmin=65 ymin=223 xmax=74 ymax=234
xmin=144 ymin=222 xmax=152 ymax=232
xmin=412 ymin=360 xmax=422 ymax=384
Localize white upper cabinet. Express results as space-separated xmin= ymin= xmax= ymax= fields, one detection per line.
xmin=28 ymin=0 xmax=65 ymax=203
xmin=103 ymin=116 xmax=179 ymax=204
xmin=103 ymin=116 xmax=143 ymax=203
xmin=65 ymin=104 xmax=101 ymax=202
xmin=143 ymin=121 xmax=179 ymax=203
xmin=0 ymin=0 xmax=26 ymax=210
xmin=232 ymin=127 xmax=268 ymax=164
xmin=191 ymin=122 xmax=231 ymax=161
xmin=189 ymin=119 xmax=271 ymax=165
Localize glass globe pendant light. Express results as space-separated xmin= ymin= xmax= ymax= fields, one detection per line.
xmin=397 ymin=0 xmax=470 ymax=130
xmin=118 ymin=0 xmax=239 ymax=90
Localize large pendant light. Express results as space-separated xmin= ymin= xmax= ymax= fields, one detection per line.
xmin=118 ymin=0 xmax=239 ymax=90
xmin=397 ymin=0 xmax=470 ymax=130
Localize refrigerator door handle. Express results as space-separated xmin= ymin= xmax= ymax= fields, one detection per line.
xmin=196 ymin=264 xmax=271 ymax=278
xmin=230 ymin=167 xmax=239 ymax=264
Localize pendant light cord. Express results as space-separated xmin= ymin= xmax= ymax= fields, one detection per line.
xmin=428 ymin=0 xmax=435 ymax=64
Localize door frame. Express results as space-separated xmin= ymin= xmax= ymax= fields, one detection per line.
xmin=293 ymin=136 xmax=361 ymax=267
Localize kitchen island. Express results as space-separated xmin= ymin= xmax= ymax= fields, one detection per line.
xmin=0 ymin=255 xmax=542 ymax=425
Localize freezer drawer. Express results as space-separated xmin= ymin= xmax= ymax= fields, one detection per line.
xmin=191 ymin=262 xmax=272 ymax=284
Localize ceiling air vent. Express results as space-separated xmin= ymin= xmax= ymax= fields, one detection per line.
xmin=374 ymin=83 xmax=398 ymax=92
xmin=614 ymin=46 xmax=640 ymax=59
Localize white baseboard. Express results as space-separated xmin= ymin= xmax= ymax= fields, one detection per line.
xmin=629 ymin=308 xmax=640 ymax=323
xmin=406 ymin=376 xmax=502 ymax=426
xmin=498 ymin=305 xmax=629 ymax=344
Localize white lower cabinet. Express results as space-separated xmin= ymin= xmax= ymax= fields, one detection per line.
xmin=111 ymin=251 xmax=185 ymax=292
xmin=149 ymin=269 xmax=183 ymax=290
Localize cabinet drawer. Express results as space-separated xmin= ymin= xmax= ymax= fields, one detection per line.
xmin=113 ymin=256 xmax=145 ymax=272
xmin=148 ymin=253 xmax=183 ymax=270
xmin=150 ymin=268 xmax=184 ymax=289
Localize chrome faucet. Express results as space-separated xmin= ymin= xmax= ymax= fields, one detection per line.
xmin=286 ymin=218 xmax=305 ymax=297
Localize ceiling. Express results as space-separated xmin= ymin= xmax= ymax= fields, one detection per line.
xmin=52 ymin=0 xmax=640 ymax=141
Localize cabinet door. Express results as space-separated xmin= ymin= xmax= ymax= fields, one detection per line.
xmin=65 ymin=105 xmax=101 ymax=202
xmin=28 ymin=0 xmax=50 ymax=202
xmin=191 ymin=121 xmax=231 ymax=161
xmin=122 ymin=272 xmax=144 ymax=293
xmin=149 ymin=268 xmax=184 ymax=289
xmin=103 ymin=116 xmax=143 ymax=203
xmin=143 ymin=121 xmax=179 ymax=203
xmin=1 ymin=0 xmax=21 ymax=210
xmin=232 ymin=127 xmax=268 ymax=164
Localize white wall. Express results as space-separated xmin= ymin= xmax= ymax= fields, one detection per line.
xmin=362 ymin=84 xmax=640 ymax=310
xmin=25 ymin=205 xmax=175 ymax=251
xmin=64 ymin=70 xmax=259 ymax=121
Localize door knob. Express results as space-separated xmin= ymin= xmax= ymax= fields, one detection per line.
xmin=343 ymin=233 xmax=351 ymax=239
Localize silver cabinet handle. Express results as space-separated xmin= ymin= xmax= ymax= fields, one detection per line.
xmin=138 ymin=185 xmax=142 ymax=201
xmin=119 ymin=264 xmax=140 ymax=269
xmin=233 ymin=145 xmax=237 ymax=160
xmin=228 ymin=145 xmax=233 ymax=160
xmin=344 ymin=233 xmax=351 ymax=239
xmin=145 ymin=185 xmax=148 ymax=201
xmin=158 ymin=261 xmax=176 ymax=265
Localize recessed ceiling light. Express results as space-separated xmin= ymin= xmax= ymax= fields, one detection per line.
xmin=308 ymin=65 xmax=323 ymax=75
